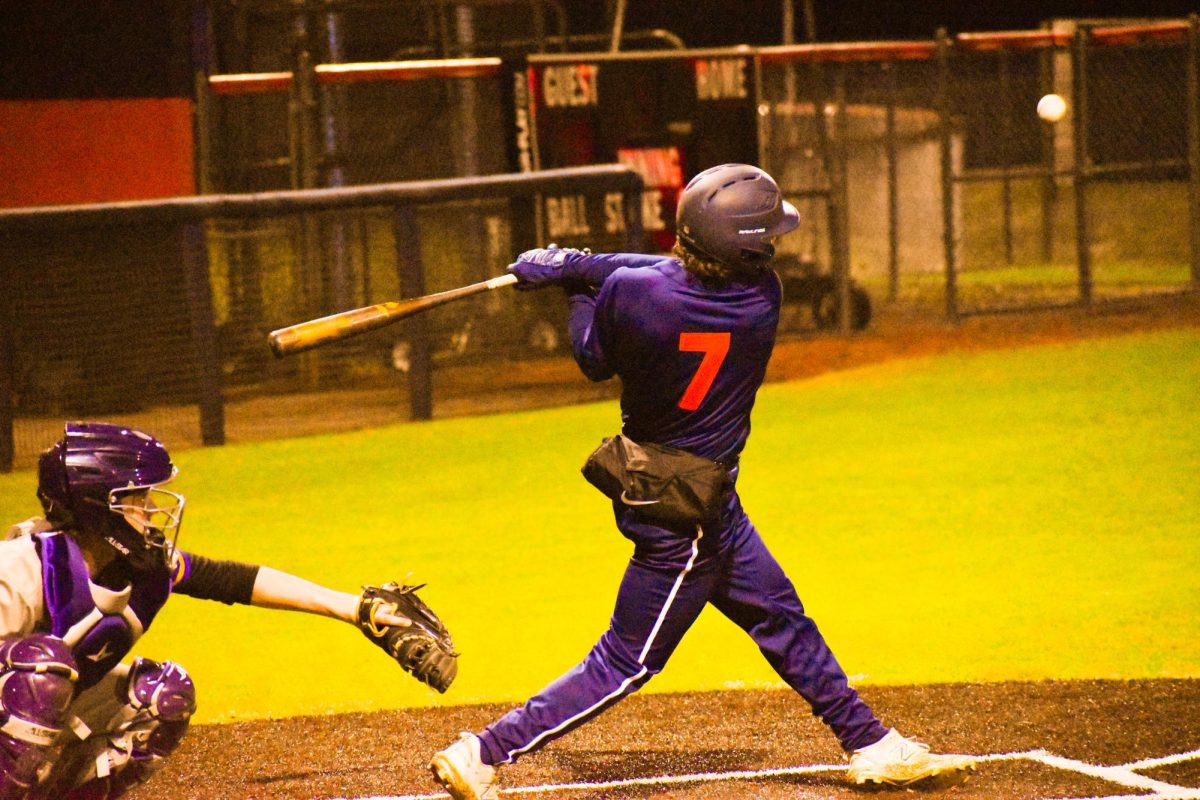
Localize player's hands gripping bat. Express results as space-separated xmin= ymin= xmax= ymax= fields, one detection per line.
xmin=507 ymin=244 xmax=590 ymax=290
xmin=356 ymin=581 xmax=458 ymax=693
xmin=268 ymin=273 xmax=518 ymax=357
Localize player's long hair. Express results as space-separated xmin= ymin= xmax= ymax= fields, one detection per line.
xmin=672 ymin=239 xmax=761 ymax=287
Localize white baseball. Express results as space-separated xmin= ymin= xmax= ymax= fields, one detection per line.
xmin=1037 ymin=93 xmax=1067 ymax=123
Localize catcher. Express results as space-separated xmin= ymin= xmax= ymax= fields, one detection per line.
xmin=0 ymin=421 xmax=456 ymax=800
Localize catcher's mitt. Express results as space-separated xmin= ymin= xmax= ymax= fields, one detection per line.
xmin=357 ymin=582 xmax=458 ymax=693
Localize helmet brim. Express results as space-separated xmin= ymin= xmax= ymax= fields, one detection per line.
xmin=768 ymin=200 xmax=801 ymax=238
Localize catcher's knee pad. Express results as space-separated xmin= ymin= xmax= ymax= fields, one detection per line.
xmin=0 ymin=634 xmax=79 ymax=800
xmin=68 ymin=658 xmax=195 ymax=800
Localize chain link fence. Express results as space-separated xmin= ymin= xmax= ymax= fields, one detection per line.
xmin=199 ymin=19 xmax=1198 ymax=326
xmin=759 ymin=20 xmax=1199 ymax=318
xmin=3 ymin=18 xmax=1196 ymax=471
xmin=759 ymin=47 xmax=944 ymax=322
xmin=0 ymin=168 xmax=642 ymax=471
xmin=1079 ymin=22 xmax=1193 ymax=303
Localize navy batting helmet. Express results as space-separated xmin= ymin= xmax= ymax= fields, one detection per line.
xmin=37 ymin=422 xmax=185 ymax=570
xmin=675 ymin=163 xmax=800 ymax=268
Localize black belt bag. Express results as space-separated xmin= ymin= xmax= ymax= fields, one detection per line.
xmin=581 ymin=434 xmax=731 ymax=527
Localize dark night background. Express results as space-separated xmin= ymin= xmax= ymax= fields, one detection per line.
xmin=2 ymin=0 xmax=1198 ymax=99
xmin=575 ymin=0 xmax=1200 ymax=45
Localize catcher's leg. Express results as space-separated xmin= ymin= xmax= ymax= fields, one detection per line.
xmin=0 ymin=634 xmax=79 ymax=800
xmin=473 ymin=518 xmax=719 ymax=768
xmin=708 ymin=500 xmax=887 ymax=752
xmin=46 ymin=657 xmax=195 ymax=800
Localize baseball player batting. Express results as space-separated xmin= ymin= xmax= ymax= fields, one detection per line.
xmin=429 ymin=164 xmax=976 ymax=799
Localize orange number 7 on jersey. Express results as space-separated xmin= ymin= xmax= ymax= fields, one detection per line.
xmin=678 ymin=332 xmax=731 ymax=411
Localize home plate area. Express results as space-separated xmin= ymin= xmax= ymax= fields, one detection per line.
xmin=136 ymin=679 xmax=1200 ymax=799
xmin=344 ymin=747 xmax=1200 ymax=800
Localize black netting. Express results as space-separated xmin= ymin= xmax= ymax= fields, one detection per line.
xmin=3 ymin=24 xmax=1197 ymax=470
xmin=757 ymin=25 xmax=1195 ymax=317
xmin=1086 ymin=39 xmax=1188 ymax=169
xmin=760 ymin=56 xmax=944 ymax=312
xmin=7 ymin=225 xmax=198 ymax=416
xmin=0 ymin=170 xmax=639 ymax=471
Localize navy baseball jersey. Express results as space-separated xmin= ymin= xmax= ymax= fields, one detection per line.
xmin=567 ymin=253 xmax=780 ymax=462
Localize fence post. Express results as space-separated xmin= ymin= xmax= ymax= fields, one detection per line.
xmin=1071 ymin=27 xmax=1093 ymax=306
xmin=182 ymin=221 xmax=226 ymax=446
xmin=293 ymin=47 xmax=327 ymax=388
xmin=832 ymin=66 xmax=853 ymax=333
xmin=884 ymin=61 xmax=899 ymax=303
xmin=1039 ymin=42 xmax=1058 ymax=263
xmin=936 ymin=28 xmax=959 ymax=321
xmin=0 ymin=253 xmax=12 ymax=472
xmin=393 ymin=206 xmax=433 ymax=421
xmin=999 ymin=47 xmax=1015 ymax=265
xmin=1188 ymin=14 xmax=1200 ymax=290
xmin=193 ymin=70 xmax=215 ymax=195
xmin=804 ymin=58 xmax=847 ymax=327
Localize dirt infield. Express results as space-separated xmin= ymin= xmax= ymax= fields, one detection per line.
xmin=137 ymin=680 xmax=1200 ymax=799
xmin=132 ymin=293 xmax=1199 ymax=800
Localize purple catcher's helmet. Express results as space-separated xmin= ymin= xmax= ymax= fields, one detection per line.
xmin=37 ymin=422 xmax=185 ymax=570
xmin=675 ymin=163 xmax=800 ymax=268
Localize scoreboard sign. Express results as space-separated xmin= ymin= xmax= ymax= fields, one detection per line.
xmin=522 ymin=50 xmax=760 ymax=253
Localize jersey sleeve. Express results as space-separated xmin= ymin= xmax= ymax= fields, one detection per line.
xmin=568 ymin=291 xmax=613 ymax=382
xmin=0 ymin=536 xmax=46 ymax=637
xmin=566 ymin=251 xmax=663 ymax=289
xmin=171 ymin=550 xmax=261 ymax=605
xmin=567 ymin=253 xmax=668 ymax=381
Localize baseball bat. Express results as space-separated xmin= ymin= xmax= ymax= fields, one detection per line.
xmin=267 ymin=273 xmax=519 ymax=357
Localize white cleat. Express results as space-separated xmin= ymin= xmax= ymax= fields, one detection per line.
xmin=847 ymin=728 xmax=976 ymax=787
xmin=430 ymin=732 xmax=501 ymax=800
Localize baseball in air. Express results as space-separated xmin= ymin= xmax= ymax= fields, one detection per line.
xmin=1037 ymin=93 xmax=1067 ymax=123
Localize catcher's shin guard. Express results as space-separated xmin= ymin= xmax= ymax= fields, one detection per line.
xmin=61 ymin=658 xmax=195 ymax=800
xmin=0 ymin=635 xmax=79 ymax=800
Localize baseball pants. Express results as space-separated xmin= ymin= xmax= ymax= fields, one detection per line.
xmin=477 ymin=481 xmax=887 ymax=766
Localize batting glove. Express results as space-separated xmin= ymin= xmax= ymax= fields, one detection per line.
xmin=507 ymin=244 xmax=587 ymax=290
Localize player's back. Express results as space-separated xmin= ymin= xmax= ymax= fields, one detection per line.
xmin=595 ymin=259 xmax=780 ymax=462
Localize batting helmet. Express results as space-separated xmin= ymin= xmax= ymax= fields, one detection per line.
xmin=37 ymin=422 xmax=185 ymax=571
xmin=675 ymin=163 xmax=800 ymax=269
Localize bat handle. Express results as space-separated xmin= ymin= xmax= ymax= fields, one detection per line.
xmin=487 ymin=273 xmax=519 ymax=289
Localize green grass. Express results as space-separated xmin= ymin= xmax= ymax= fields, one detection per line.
xmin=861 ymin=260 xmax=1194 ymax=309
xmin=880 ymin=260 xmax=1190 ymax=287
xmin=0 ymin=329 xmax=1196 ymax=724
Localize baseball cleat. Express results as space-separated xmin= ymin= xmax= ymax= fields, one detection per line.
xmin=430 ymin=732 xmax=500 ymax=800
xmin=846 ymin=728 xmax=976 ymax=787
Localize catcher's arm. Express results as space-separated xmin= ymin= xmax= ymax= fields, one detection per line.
xmin=245 ymin=568 xmax=458 ymax=693
xmin=248 ymin=566 xmax=411 ymax=627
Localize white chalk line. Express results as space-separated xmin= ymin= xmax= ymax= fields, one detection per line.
xmin=1125 ymin=748 xmax=1200 ymax=771
xmin=1030 ymin=745 xmax=1200 ymax=800
xmin=335 ymin=762 xmax=844 ymax=800
xmin=1029 ymin=750 xmax=1200 ymax=799
xmin=335 ymin=746 xmax=1200 ymax=800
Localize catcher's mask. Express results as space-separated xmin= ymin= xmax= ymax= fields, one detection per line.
xmin=37 ymin=422 xmax=185 ymax=571
xmin=676 ymin=163 xmax=800 ymax=269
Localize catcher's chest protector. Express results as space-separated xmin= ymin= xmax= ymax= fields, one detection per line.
xmin=33 ymin=532 xmax=170 ymax=690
